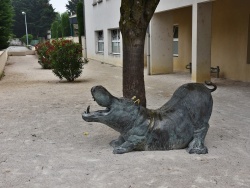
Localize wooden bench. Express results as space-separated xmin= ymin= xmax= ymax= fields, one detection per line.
xmin=186 ymin=63 xmax=220 ymax=78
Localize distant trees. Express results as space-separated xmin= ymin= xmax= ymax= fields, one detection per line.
xmin=51 ymin=13 xmax=71 ymax=39
xmin=66 ymin=0 xmax=80 ymax=15
xmin=51 ymin=22 xmax=58 ymax=39
xmin=0 ymin=0 xmax=14 ymax=49
xmin=51 ymin=13 xmax=62 ymax=39
xmin=76 ymin=1 xmax=84 ymax=44
xmin=50 ymin=0 xmax=84 ymax=40
xmin=61 ymin=13 xmax=71 ymax=37
xmin=12 ymin=0 xmax=56 ymax=39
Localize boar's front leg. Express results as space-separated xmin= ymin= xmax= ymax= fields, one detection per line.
xmin=109 ymin=135 xmax=125 ymax=148
xmin=113 ymin=135 xmax=146 ymax=154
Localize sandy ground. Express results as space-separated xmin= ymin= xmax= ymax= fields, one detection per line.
xmin=0 ymin=53 xmax=250 ymax=188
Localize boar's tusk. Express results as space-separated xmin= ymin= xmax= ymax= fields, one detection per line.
xmin=87 ymin=105 xmax=90 ymax=113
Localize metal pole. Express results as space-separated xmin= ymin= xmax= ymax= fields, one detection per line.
xmin=22 ymin=12 xmax=28 ymax=45
xmin=24 ymin=14 xmax=28 ymax=45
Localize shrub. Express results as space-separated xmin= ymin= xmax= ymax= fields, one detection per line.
xmin=50 ymin=39 xmax=88 ymax=82
xmin=20 ymin=34 xmax=33 ymax=45
xmin=35 ymin=41 xmax=54 ymax=69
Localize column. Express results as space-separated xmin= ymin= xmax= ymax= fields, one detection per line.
xmin=192 ymin=2 xmax=212 ymax=82
xmin=149 ymin=11 xmax=173 ymax=75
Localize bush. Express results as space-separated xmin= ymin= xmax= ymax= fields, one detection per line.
xmin=35 ymin=41 xmax=54 ymax=69
xmin=20 ymin=34 xmax=33 ymax=45
xmin=50 ymin=39 xmax=88 ymax=82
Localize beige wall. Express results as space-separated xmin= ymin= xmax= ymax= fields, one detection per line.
xmin=172 ymin=0 xmax=250 ymax=82
xmin=211 ymin=0 xmax=250 ymax=82
xmin=172 ymin=7 xmax=192 ymax=72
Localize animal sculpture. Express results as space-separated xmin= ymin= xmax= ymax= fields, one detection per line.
xmin=82 ymin=82 xmax=216 ymax=154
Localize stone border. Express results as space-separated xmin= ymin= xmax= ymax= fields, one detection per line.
xmin=0 ymin=50 xmax=8 ymax=79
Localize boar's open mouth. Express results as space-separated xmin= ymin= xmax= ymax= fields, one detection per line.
xmin=82 ymin=85 xmax=114 ymax=121
xmin=83 ymin=104 xmax=111 ymax=118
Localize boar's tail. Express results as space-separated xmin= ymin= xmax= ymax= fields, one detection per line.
xmin=204 ymin=81 xmax=217 ymax=92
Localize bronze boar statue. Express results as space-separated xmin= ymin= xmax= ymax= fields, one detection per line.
xmin=82 ymin=82 xmax=217 ymax=154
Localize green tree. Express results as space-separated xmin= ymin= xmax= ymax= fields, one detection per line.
xmin=0 ymin=0 xmax=14 ymax=49
xmin=61 ymin=12 xmax=70 ymax=37
xmin=51 ymin=21 xmax=62 ymax=39
xmin=57 ymin=22 xmax=62 ymax=38
xmin=119 ymin=0 xmax=160 ymax=107
xmin=20 ymin=34 xmax=33 ymax=45
xmin=51 ymin=21 xmax=58 ymax=39
xmin=66 ymin=0 xmax=80 ymax=15
xmin=51 ymin=13 xmax=62 ymax=39
xmin=12 ymin=0 xmax=56 ymax=39
xmin=76 ymin=1 xmax=84 ymax=44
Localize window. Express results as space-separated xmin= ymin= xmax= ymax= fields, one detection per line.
xmin=96 ymin=31 xmax=104 ymax=53
xmin=111 ymin=29 xmax=120 ymax=54
xmin=173 ymin=25 xmax=179 ymax=57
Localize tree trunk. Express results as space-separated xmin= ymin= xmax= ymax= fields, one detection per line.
xmin=119 ymin=0 xmax=160 ymax=107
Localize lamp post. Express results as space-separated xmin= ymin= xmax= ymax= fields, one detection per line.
xmin=22 ymin=11 xmax=28 ymax=45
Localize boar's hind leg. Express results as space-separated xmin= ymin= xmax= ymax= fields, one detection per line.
xmin=109 ymin=135 xmax=125 ymax=148
xmin=113 ymin=135 xmax=146 ymax=154
xmin=186 ymin=123 xmax=209 ymax=154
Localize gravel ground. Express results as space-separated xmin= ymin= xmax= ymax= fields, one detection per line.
xmin=0 ymin=53 xmax=250 ymax=188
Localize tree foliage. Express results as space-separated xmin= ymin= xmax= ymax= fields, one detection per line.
xmin=20 ymin=34 xmax=33 ymax=45
xmin=66 ymin=0 xmax=80 ymax=15
xmin=0 ymin=0 xmax=14 ymax=49
xmin=61 ymin=12 xmax=71 ymax=37
xmin=51 ymin=21 xmax=58 ymax=39
xmin=119 ymin=0 xmax=160 ymax=107
xmin=51 ymin=13 xmax=62 ymax=39
xmin=12 ymin=0 xmax=56 ymax=39
xmin=76 ymin=1 xmax=84 ymax=44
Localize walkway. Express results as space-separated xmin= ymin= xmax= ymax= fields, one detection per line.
xmin=0 ymin=54 xmax=250 ymax=187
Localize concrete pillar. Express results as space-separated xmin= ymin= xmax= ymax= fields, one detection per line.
xmin=192 ymin=2 xmax=212 ymax=82
xmin=149 ymin=11 xmax=173 ymax=75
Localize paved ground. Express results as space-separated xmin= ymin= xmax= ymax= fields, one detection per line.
xmin=0 ymin=53 xmax=250 ymax=188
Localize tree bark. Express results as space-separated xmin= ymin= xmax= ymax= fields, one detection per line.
xmin=119 ymin=0 xmax=160 ymax=107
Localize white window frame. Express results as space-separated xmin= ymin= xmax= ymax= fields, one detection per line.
xmin=96 ymin=30 xmax=104 ymax=53
xmin=111 ymin=29 xmax=120 ymax=55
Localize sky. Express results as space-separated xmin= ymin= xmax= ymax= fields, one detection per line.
xmin=50 ymin=0 xmax=68 ymax=13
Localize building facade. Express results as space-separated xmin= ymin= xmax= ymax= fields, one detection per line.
xmin=84 ymin=0 xmax=122 ymax=66
xmin=84 ymin=0 xmax=250 ymax=82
